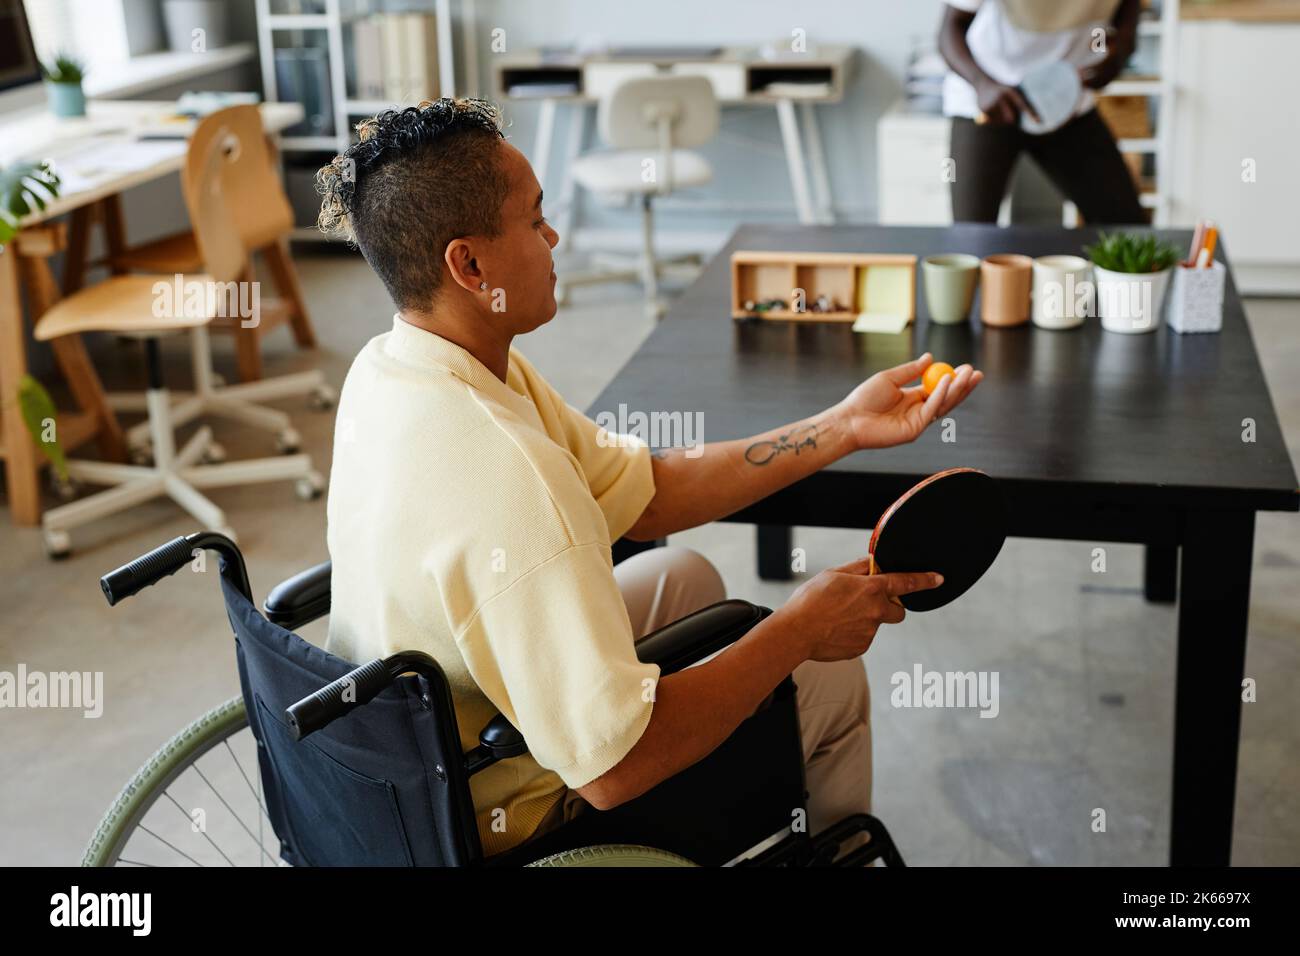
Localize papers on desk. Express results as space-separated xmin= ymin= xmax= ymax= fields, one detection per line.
xmin=49 ymin=139 xmax=188 ymax=194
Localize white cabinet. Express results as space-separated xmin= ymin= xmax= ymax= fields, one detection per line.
xmin=1169 ymin=20 xmax=1300 ymax=294
xmin=877 ymin=106 xmax=953 ymax=225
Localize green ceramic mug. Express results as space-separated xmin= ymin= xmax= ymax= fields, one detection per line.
xmin=922 ymin=254 xmax=980 ymax=325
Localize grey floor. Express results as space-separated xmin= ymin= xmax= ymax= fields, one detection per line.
xmin=1 ymin=250 xmax=1296 ymax=866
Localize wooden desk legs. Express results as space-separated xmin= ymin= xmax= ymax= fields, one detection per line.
xmin=0 ymin=248 xmax=43 ymax=525
xmin=1170 ymin=510 xmax=1255 ymax=866
xmin=757 ymin=525 xmax=794 ymax=581
xmin=1145 ymin=544 xmax=1178 ymax=603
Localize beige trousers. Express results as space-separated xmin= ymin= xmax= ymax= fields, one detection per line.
xmin=544 ymin=545 xmax=873 ymax=840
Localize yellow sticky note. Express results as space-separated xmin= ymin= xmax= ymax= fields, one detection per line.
xmin=857 ymin=264 xmax=913 ymax=319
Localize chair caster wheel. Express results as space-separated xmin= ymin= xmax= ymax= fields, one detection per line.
xmin=295 ymin=472 xmax=325 ymax=501
xmin=309 ymin=384 xmax=336 ymax=411
xmin=129 ymin=445 xmax=153 ymax=466
xmin=44 ymin=529 xmax=71 ymax=560
xmin=203 ymin=442 xmax=227 ymax=465
xmin=51 ymin=476 xmax=78 ymax=500
xmin=276 ymin=429 xmax=301 ymax=454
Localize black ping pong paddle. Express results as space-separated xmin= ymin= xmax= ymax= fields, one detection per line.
xmin=867 ymin=467 xmax=1008 ymax=612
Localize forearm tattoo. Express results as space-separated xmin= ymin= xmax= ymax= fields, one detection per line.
xmin=744 ymin=423 xmax=819 ymax=466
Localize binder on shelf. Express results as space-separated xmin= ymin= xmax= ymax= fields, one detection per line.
xmin=402 ymin=12 xmax=440 ymax=102
xmin=352 ymin=17 xmax=385 ymax=101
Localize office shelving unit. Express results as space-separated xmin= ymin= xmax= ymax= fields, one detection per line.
xmin=1070 ymin=0 xmax=1179 ymax=226
xmin=253 ymin=0 xmax=479 ymax=237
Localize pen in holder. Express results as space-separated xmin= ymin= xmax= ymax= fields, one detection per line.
xmin=1167 ymin=260 xmax=1225 ymax=334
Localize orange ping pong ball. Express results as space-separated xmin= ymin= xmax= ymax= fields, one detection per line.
xmin=922 ymin=362 xmax=956 ymax=396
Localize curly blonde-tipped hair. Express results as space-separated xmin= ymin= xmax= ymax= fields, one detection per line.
xmin=314 ymin=98 xmax=506 ymax=308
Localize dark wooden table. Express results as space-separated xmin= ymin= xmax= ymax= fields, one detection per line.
xmin=591 ymin=223 xmax=1299 ymax=867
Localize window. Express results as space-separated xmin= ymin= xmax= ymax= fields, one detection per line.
xmin=22 ymin=0 xmax=134 ymax=75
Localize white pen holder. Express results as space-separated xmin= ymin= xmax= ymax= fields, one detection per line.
xmin=1167 ymin=260 xmax=1225 ymax=334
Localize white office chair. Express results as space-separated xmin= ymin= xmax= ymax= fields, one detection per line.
xmin=563 ymin=75 xmax=719 ymax=318
xmin=108 ymin=106 xmax=335 ymax=460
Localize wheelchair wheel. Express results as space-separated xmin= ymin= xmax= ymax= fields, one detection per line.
xmin=527 ymin=845 xmax=697 ymax=867
xmin=82 ymin=697 xmax=286 ymax=867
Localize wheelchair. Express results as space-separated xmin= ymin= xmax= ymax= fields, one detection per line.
xmin=82 ymin=531 xmax=905 ymax=867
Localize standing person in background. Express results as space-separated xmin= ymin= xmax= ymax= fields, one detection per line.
xmin=939 ymin=0 xmax=1147 ymax=225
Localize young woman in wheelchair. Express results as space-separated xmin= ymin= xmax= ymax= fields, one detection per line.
xmin=303 ymin=98 xmax=982 ymax=861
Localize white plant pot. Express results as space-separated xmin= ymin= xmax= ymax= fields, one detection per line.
xmin=1094 ymin=265 xmax=1171 ymax=334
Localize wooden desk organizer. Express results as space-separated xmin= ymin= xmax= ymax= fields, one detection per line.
xmin=731 ymin=251 xmax=917 ymax=322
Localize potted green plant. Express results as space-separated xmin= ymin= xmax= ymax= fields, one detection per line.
xmin=41 ymin=53 xmax=87 ymax=119
xmin=0 ymin=160 xmax=60 ymax=246
xmin=1084 ymin=231 xmax=1181 ymax=334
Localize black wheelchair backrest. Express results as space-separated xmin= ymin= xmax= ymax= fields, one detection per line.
xmin=222 ymin=574 xmax=483 ymax=866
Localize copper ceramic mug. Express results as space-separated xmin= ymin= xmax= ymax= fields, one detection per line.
xmin=980 ymin=254 xmax=1033 ymax=327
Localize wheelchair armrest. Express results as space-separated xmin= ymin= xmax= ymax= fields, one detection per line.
xmin=264 ymin=560 xmax=332 ymax=629
xmin=465 ymin=713 xmax=529 ymax=776
xmin=635 ymin=599 xmax=772 ymax=676
xmin=461 ymin=602 xmax=771 ymax=776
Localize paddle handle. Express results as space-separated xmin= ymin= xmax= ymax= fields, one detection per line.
xmin=866 ymin=553 xmax=906 ymax=608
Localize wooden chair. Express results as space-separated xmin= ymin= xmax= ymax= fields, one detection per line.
xmin=112 ymin=104 xmax=318 ymax=383
xmin=34 ymin=128 xmax=324 ymax=558
xmin=107 ymin=106 xmax=335 ymax=457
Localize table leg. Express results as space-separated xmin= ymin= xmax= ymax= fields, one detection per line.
xmin=774 ymin=99 xmax=816 ymax=225
xmin=757 ymin=525 xmax=793 ymax=581
xmin=62 ymin=206 xmax=93 ymax=295
xmin=101 ymin=194 xmax=129 ymax=275
xmin=554 ymin=102 xmax=589 ymax=253
xmin=1144 ymin=544 xmax=1177 ymax=603
xmin=532 ymin=98 xmax=558 ymax=196
xmin=1170 ymin=510 xmax=1254 ymax=866
xmin=612 ymin=536 xmax=663 ymax=566
xmin=798 ymin=101 xmax=834 ymax=224
xmin=0 ymin=247 xmax=43 ymax=525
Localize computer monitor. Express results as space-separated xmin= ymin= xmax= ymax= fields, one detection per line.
xmin=0 ymin=0 xmax=41 ymax=93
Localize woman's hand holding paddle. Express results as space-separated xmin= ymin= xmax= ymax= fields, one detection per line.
xmin=781 ymin=557 xmax=943 ymax=662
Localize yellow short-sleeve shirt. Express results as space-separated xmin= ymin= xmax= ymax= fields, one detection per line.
xmin=325 ymin=316 xmax=659 ymax=856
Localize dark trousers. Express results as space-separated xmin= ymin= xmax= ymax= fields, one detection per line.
xmin=949 ymin=107 xmax=1146 ymax=225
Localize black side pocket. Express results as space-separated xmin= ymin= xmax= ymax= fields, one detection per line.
xmin=255 ymin=698 xmax=415 ymax=867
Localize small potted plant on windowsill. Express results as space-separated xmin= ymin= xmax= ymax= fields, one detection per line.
xmin=41 ymin=53 xmax=87 ymax=119
xmin=1085 ymin=231 xmax=1181 ymax=334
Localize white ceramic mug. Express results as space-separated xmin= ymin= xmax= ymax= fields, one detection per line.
xmin=1032 ymin=255 xmax=1092 ymax=330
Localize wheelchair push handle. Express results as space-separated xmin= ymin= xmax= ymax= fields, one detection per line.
xmin=100 ymin=535 xmax=195 ymax=606
xmin=100 ymin=531 xmax=253 ymax=607
xmin=286 ymin=657 xmax=393 ymax=740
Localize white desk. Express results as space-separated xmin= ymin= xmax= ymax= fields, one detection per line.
xmin=0 ymin=100 xmax=304 ymax=224
xmin=495 ymin=46 xmax=855 ymax=235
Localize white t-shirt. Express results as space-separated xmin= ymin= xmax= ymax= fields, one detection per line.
xmin=942 ymin=0 xmax=1118 ymax=121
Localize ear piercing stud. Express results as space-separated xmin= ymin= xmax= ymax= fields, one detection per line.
xmin=479 ymin=281 xmax=488 ymax=291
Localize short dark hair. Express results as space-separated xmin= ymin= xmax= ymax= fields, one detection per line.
xmin=316 ymin=98 xmax=507 ymax=310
